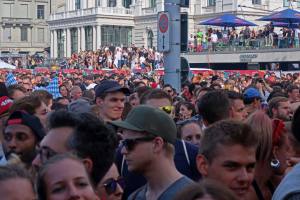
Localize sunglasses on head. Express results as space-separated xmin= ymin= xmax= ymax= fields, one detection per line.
xmin=121 ymin=136 xmax=156 ymax=151
xmin=159 ymin=106 xmax=174 ymax=114
xmin=103 ymin=177 xmax=125 ymax=195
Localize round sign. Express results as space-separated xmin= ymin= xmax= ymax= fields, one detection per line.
xmin=159 ymin=13 xmax=169 ymax=33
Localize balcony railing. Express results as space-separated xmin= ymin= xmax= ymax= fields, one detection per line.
xmin=49 ymin=7 xmax=133 ymax=20
xmin=188 ymin=36 xmax=300 ymax=53
xmin=141 ymin=7 xmax=157 ymax=15
xmin=1 ymin=17 xmax=32 ymax=25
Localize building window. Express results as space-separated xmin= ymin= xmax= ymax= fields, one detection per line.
xmin=149 ymin=0 xmax=156 ymax=7
xmin=108 ymin=0 xmax=116 ymax=7
xmin=37 ymin=5 xmax=45 ymax=19
xmin=3 ymin=27 xmax=11 ymax=42
xmin=21 ymin=27 xmax=28 ymax=42
xmin=283 ymin=0 xmax=289 ymax=7
xmin=71 ymin=28 xmax=78 ymax=53
xmin=147 ymin=30 xmax=154 ymax=48
xmin=123 ymin=0 xmax=131 ymax=8
xmin=96 ymin=0 xmax=101 ymax=6
xmin=75 ymin=0 xmax=81 ymax=9
xmin=85 ymin=26 xmax=93 ymax=51
xmin=101 ymin=25 xmax=132 ymax=47
xmin=38 ymin=28 xmax=44 ymax=42
xmin=252 ymin=0 xmax=261 ymax=4
xmin=207 ymin=0 xmax=216 ymax=6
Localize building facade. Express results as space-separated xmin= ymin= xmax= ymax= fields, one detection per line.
xmin=0 ymin=0 xmax=51 ymax=55
xmin=48 ymin=0 xmax=300 ymax=58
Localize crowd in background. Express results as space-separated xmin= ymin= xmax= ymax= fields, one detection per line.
xmin=0 ymin=45 xmax=164 ymax=71
xmin=189 ymin=23 xmax=300 ymax=52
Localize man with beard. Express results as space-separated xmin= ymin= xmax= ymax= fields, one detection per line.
xmin=2 ymin=111 xmax=45 ymax=169
xmin=268 ymin=97 xmax=292 ymax=121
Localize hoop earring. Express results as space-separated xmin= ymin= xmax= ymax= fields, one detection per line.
xmin=270 ymin=159 xmax=280 ymax=169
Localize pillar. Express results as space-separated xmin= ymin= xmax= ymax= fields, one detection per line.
xmin=66 ymin=28 xmax=71 ymax=57
xmin=66 ymin=0 xmax=69 ymax=11
xmin=77 ymin=27 xmax=81 ymax=52
xmin=50 ymin=30 xmax=54 ymax=58
xmin=81 ymin=27 xmax=85 ymax=51
xmin=96 ymin=25 xmax=101 ymax=49
xmin=102 ymin=0 xmax=107 ymax=7
xmin=53 ymin=30 xmax=58 ymax=58
xmin=116 ymin=0 xmax=122 ymax=7
xmin=63 ymin=29 xmax=67 ymax=57
xmin=92 ymin=26 xmax=97 ymax=50
xmin=81 ymin=0 xmax=87 ymax=9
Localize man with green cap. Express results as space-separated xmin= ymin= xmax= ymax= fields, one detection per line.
xmin=111 ymin=105 xmax=194 ymax=200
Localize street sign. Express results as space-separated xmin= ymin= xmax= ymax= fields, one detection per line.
xmin=157 ymin=12 xmax=170 ymax=52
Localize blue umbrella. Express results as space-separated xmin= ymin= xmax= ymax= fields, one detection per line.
xmin=258 ymin=8 xmax=300 ymax=24
xmin=198 ymin=14 xmax=257 ymax=27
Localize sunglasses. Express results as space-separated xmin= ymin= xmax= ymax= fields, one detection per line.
xmin=103 ymin=177 xmax=125 ymax=195
xmin=159 ymin=106 xmax=174 ymax=114
xmin=36 ymin=146 xmax=58 ymax=164
xmin=121 ymin=136 xmax=156 ymax=151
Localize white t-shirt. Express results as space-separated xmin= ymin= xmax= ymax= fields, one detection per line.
xmin=295 ymin=29 xmax=300 ymax=39
xmin=211 ymin=33 xmax=218 ymax=43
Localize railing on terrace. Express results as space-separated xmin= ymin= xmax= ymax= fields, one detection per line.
xmin=141 ymin=7 xmax=157 ymax=15
xmin=1 ymin=17 xmax=32 ymax=25
xmin=188 ymin=36 xmax=300 ymax=53
xmin=49 ymin=7 xmax=133 ymax=20
xmin=201 ymin=6 xmax=216 ymax=14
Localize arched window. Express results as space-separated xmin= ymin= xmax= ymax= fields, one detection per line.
xmin=147 ymin=30 xmax=153 ymax=48
xmin=108 ymin=0 xmax=116 ymax=7
xmin=123 ymin=0 xmax=131 ymax=8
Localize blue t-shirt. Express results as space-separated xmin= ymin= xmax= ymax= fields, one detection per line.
xmin=128 ymin=176 xmax=194 ymax=200
xmin=115 ymin=139 xmax=201 ymax=199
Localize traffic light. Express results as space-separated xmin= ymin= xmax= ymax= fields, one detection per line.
xmin=180 ymin=57 xmax=190 ymax=84
xmin=180 ymin=0 xmax=189 ymax=7
xmin=180 ymin=12 xmax=188 ymax=52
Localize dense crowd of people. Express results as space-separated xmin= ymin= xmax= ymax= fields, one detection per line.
xmin=0 ymin=67 xmax=300 ymax=200
xmin=1 ymin=45 xmax=164 ymax=71
xmin=189 ymin=23 xmax=300 ymax=52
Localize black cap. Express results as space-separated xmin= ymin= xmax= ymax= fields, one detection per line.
xmin=95 ymin=80 xmax=130 ymax=97
xmin=5 ymin=111 xmax=45 ymax=141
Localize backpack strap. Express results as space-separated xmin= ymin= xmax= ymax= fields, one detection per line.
xmin=121 ymin=155 xmax=125 ymax=177
xmin=182 ymin=139 xmax=190 ymax=166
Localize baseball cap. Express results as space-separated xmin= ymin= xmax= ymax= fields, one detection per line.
xmin=5 ymin=111 xmax=45 ymax=141
xmin=243 ymin=87 xmax=261 ymax=100
xmin=95 ymin=80 xmax=130 ymax=97
xmin=110 ymin=105 xmax=177 ymax=144
xmin=0 ymin=96 xmax=13 ymax=117
xmin=68 ymin=98 xmax=91 ymax=113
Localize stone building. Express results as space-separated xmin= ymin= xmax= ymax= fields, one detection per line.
xmin=47 ymin=0 xmax=300 ymax=58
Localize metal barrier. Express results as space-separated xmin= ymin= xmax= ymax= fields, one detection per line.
xmin=188 ymin=36 xmax=300 ymax=53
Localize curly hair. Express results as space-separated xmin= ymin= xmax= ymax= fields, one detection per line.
xmin=70 ymin=112 xmax=118 ymax=185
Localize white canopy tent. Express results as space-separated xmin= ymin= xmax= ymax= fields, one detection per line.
xmin=0 ymin=60 xmax=16 ymax=69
